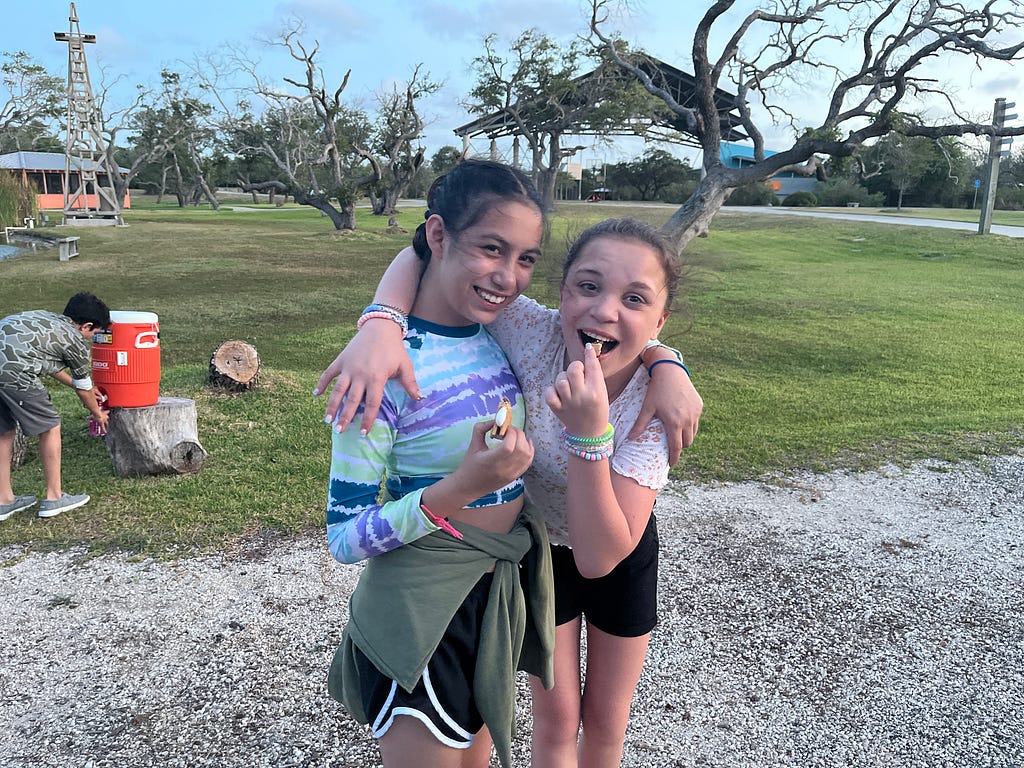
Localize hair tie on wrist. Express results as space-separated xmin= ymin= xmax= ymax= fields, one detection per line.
xmin=647 ymin=359 xmax=691 ymax=378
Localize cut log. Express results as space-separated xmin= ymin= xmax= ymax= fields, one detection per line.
xmin=208 ymin=340 xmax=260 ymax=393
xmin=12 ymin=423 xmax=26 ymax=468
xmin=104 ymin=397 xmax=207 ymax=478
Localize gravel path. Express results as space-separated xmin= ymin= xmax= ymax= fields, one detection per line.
xmin=1 ymin=453 xmax=1021 ymax=768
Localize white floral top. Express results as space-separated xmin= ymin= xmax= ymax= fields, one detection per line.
xmin=488 ymin=296 xmax=670 ymax=546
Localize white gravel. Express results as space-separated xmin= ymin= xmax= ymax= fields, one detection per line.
xmin=1 ymin=453 xmax=1022 ymax=768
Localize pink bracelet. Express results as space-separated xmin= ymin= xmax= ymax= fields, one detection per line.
xmin=357 ymin=310 xmax=407 ymax=337
xmin=420 ymin=503 xmax=464 ymax=540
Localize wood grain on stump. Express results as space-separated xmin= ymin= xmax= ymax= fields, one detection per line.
xmin=208 ymin=340 xmax=260 ymax=393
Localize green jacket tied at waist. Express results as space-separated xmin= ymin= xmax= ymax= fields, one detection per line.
xmin=328 ymin=506 xmax=554 ymax=768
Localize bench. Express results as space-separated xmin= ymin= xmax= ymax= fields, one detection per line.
xmin=58 ymin=236 xmax=80 ymax=262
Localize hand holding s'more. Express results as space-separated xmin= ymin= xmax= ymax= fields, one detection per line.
xmin=490 ymin=397 xmax=513 ymax=439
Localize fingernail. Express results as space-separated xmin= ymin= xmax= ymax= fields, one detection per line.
xmin=359 ymin=428 xmax=368 ymax=437
xmin=323 ymin=416 xmax=333 ymax=425
xmin=311 ymin=388 xmax=320 ymax=396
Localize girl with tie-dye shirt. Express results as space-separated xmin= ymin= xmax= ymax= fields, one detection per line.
xmin=324 ymin=160 xmax=552 ymax=768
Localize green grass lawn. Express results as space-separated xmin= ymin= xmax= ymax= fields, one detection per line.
xmin=1 ymin=202 xmax=1021 ymax=556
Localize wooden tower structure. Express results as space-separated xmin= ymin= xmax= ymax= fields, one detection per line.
xmin=54 ymin=3 xmax=122 ymax=225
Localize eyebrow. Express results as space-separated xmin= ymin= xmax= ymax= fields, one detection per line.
xmin=478 ymin=232 xmax=542 ymax=258
xmin=572 ymin=267 xmax=658 ymax=293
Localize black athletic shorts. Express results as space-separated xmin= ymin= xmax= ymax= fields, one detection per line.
xmin=353 ymin=572 xmax=493 ymax=749
xmin=550 ymin=514 xmax=658 ymax=637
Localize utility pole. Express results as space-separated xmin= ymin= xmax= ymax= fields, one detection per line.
xmin=978 ymin=97 xmax=1016 ymax=235
xmin=54 ymin=3 xmax=122 ymax=226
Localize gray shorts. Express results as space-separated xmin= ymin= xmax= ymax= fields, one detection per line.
xmin=0 ymin=386 xmax=61 ymax=436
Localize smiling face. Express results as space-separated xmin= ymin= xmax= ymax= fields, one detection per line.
xmin=559 ymin=235 xmax=670 ymax=398
xmin=416 ymin=201 xmax=544 ymax=326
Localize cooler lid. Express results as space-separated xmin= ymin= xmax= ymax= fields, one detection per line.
xmin=109 ymin=310 xmax=159 ymax=324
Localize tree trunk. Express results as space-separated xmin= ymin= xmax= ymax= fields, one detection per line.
xmin=661 ymin=172 xmax=736 ymax=253
xmin=104 ymin=397 xmax=207 ymax=478
xmin=370 ymin=191 xmax=386 ymax=215
xmin=208 ymin=340 xmax=261 ymax=393
xmin=156 ymin=166 xmax=168 ymax=204
xmin=172 ymin=157 xmax=186 ymax=207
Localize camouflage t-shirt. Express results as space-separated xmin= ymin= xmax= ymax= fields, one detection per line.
xmin=0 ymin=310 xmax=93 ymax=392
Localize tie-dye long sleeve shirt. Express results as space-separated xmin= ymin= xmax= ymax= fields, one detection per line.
xmin=326 ymin=317 xmax=526 ymax=564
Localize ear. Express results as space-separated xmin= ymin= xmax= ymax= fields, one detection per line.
xmin=424 ymin=214 xmax=446 ymax=259
xmin=652 ymin=312 xmax=668 ymax=338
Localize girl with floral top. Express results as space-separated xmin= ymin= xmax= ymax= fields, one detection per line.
xmin=320 ymin=216 xmax=699 ymax=767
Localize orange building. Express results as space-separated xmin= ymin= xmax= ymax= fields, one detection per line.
xmin=0 ymin=150 xmax=130 ymax=210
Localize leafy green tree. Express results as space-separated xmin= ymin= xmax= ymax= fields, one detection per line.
xmin=108 ymin=70 xmax=215 ymax=209
xmin=430 ymin=146 xmax=462 ymax=174
xmin=467 ymin=29 xmax=668 ymax=210
xmin=0 ymin=52 xmax=63 ymax=150
xmin=605 ymin=149 xmax=696 ymax=201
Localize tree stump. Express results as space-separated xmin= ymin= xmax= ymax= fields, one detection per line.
xmin=104 ymin=397 xmax=207 ymax=478
xmin=12 ymin=423 xmax=26 ymax=469
xmin=208 ymin=340 xmax=260 ymax=393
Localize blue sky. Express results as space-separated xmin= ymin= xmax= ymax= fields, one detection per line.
xmin=8 ymin=1 xmax=1022 ymax=165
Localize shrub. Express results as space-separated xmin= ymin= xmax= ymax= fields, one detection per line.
xmin=815 ymin=178 xmax=885 ymax=207
xmin=782 ymin=191 xmax=819 ymax=207
xmin=725 ymin=182 xmax=776 ymax=206
xmin=0 ymin=172 xmax=38 ymax=229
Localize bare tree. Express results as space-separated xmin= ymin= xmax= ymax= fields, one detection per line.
xmin=355 ymin=65 xmax=438 ymax=216
xmin=591 ymin=0 xmax=1024 ymax=250
xmin=200 ymin=25 xmax=376 ymax=230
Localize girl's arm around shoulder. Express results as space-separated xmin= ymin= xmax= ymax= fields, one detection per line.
xmin=628 ymin=342 xmax=702 ymax=465
xmin=316 ymin=246 xmax=423 ymax=434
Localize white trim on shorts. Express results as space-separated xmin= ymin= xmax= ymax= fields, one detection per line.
xmin=369 ymin=666 xmax=475 ymax=749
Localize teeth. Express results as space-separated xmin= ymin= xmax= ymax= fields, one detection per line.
xmin=583 ymin=331 xmax=615 ymax=343
xmin=477 ymin=289 xmax=504 ymax=305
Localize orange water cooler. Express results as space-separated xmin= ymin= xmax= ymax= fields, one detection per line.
xmin=92 ymin=310 xmax=161 ymax=408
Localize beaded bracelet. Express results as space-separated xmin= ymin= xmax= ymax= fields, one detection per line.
xmin=562 ymin=424 xmax=614 ymax=461
xmin=565 ymin=444 xmax=614 ymax=462
xmin=561 ymin=424 xmax=614 ymax=446
xmin=647 ymin=358 xmax=691 ymax=378
xmin=357 ymin=304 xmax=408 ymax=337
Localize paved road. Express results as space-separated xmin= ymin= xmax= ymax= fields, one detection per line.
xmin=701 ymin=205 xmax=1024 ymax=238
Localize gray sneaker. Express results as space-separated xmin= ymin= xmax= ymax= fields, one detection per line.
xmin=37 ymin=493 xmax=90 ymax=518
xmin=0 ymin=495 xmax=37 ymax=521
